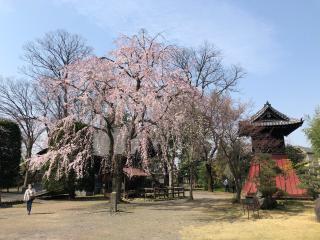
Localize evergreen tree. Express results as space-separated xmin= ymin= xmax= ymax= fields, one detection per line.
xmin=0 ymin=119 xmax=21 ymax=203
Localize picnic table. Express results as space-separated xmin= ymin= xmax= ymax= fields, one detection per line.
xmin=144 ymin=187 xmax=186 ymax=200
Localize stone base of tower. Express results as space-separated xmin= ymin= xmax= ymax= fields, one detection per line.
xmin=242 ymin=154 xmax=308 ymax=198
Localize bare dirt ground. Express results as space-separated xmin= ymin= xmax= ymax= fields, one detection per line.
xmin=0 ymin=191 xmax=318 ymax=240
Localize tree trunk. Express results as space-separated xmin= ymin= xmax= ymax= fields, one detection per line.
xmin=189 ymin=166 xmax=194 ymax=200
xmin=23 ymin=169 xmax=28 ymax=188
xmin=63 ymin=79 xmax=68 ymax=118
xmin=104 ymin=120 xmax=115 ymax=195
xmin=235 ymin=181 xmax=241 ymax=203
xmin=168 ymin=161 xmax=174 ymax=187
xmin=205 ymin=163 xmax=213 ymax=192
xmin=188 ymin=146 xmax=194 ymax=200
xmin=67 ymin=171 xmax=76 ymax=199
xmin=112 ymin=155 xmax=124 ymax=203
xmin=23 ymin=145 xmax=32 ymax=188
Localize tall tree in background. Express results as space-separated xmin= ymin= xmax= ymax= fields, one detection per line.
xmin=217 ymin=98 xmax=251 ymax=202
xmin=172 ymin=42 xmax=242 ymax=95
xmin=169 ymin=43 xmax=244 ymax=190
xmin=22 ymin=29 xmax=93 ymax=120
xmin=178 ymin=100 xmax=208 ymax=200
xmin=0 ymin=119 xmax=21 ymax=203
xmin=0 ymin=79 xmax=44 ymax=187
xmin=285 ymin=145 xmax=305 ymax=168
xmin=300 ymin=109 xmax=320 ymax=199
xmin=305 ymin=108 xmax=320 ymax=157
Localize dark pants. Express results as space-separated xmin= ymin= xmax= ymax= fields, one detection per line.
xmin=27 ymin=199 xmax=33 ymax=214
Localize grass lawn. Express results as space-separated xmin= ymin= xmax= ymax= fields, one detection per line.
xmin=0 ymin=191 xmax=318 ymax=240
xmin=181 ymin=199 xmax=319 ymax=240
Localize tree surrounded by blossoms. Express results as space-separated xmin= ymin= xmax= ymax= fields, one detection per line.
xmin=30 ymin=30 xmax=197 ymax=201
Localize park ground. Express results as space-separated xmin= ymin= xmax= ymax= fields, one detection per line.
xmin=0 ymin=191 xmax=319 ymax=240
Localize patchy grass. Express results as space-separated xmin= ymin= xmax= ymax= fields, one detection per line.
xmin=0 ymin=191 xmax=318 ymax=240
xmin=180 ymin=200 xmax=319 ymax=240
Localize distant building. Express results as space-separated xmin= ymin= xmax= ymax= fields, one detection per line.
xmin=295 ymin=146 xmax=319 ymax=169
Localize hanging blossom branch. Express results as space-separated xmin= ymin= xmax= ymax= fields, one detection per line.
xmin=29 ymin=30 xmax=200 ymax=179
xmin=29 ymin=117 xmax=94 ymax=179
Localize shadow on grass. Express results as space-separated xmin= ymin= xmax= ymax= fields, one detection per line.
xmin=126 ymin=196 xmax=313 ymax=223
xmin=40 ymin=195 xmax=109 ymax=202
xmin=72 ymin=196 xmax=109 ymax=201
xmin=127 ymin=197 xmax=244 ymax=223
xmin=32 ymin=212 xmax=55 ymax=215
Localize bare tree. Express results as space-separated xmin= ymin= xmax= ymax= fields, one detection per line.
xmin=172 ymin=42 xmax=244 ymax=95
xmin=171 ymin=43 xmax=245 ymax=192
xmin=218 ymin=99 xmax=251 ymax=202
xmin=0 ymin=79 xmax=45 ymax=187
xmin=22 ymin=29 xmax=93 ymax=120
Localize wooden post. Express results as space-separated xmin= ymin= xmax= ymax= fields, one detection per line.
xmin=110 ymin=192 xmax=117 ymax=213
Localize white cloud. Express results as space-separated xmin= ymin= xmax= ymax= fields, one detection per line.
xmin=54 ymin=0 xmax=279 ymax=74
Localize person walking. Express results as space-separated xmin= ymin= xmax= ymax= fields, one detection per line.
xmin=24 ymin=184 xmax=36 ymax=215
xmin=223 ymin=178 xmax=229 ymax=192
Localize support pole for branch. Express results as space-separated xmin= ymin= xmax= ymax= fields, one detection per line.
xmin=110 ymin=191 xmax=118 ymax=213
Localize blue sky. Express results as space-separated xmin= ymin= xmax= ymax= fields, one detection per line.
xmin=0 ymin=0 xmax=319 ymax=146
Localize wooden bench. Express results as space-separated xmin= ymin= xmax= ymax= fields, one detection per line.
xmin=169 ymin=187 xmax=185 ymax=198
xmin=124 ymin=190 xmax=136 ymax=199
xmin=242 ymin=196 xmax=261 ymax=219
xmin=144 ymin=188 xmax=155 ymax=200
xmin=144 ymin=187 xmax=186 ymax=200
xmin=154 ymin=187 xmax=169 ymax=199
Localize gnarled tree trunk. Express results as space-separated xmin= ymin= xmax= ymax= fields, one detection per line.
xmin=205 ymin=163 xmax=213 ymax=192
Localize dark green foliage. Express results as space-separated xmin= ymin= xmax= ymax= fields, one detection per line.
xmin=255 ymin=153 xmax=280 ymax=209
xmin=197 ymin=162 xmax=208 ymax=189
xmin=297 ymin=164 xmax=320 ymax=199
xmin=285 ymin=145 xmax=306 ymax=168
xmin=0 ymin=119 xmax=22 ymax=189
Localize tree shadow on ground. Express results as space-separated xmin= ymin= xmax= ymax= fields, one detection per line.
xmin=0 ymin=203 xmax=14 ymax=208
xmin=72 ymin=196 xmax=109 ymax=201
xmin=259 ymin=200 xmax=313 ymax=220
xmin=126 ymin=197 xmax=245 ymax=223
xmin=126 ymin=197 xmax=313 ymax=223
xmin=31 ymin=212 xmax=55 ymax=215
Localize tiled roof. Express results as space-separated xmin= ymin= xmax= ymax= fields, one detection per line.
xmin=251 ymin=101 xmax=289 ymax=122
xmin=123 ymin=167 xmax=150 ymax=178
xmin=247 ymin=102 xmax=303 ymax=127
xmin=249 ymin=119 xmax=303 ymax=127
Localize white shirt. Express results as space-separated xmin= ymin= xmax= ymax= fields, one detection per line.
xmin=223 ymin=179 xmax=229 ymax=186
xmin=24 ymin=188 xmax=36 ymax=201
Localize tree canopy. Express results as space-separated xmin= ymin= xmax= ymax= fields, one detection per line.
xmin=0 ymin=119 xmax=21 ymax=193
